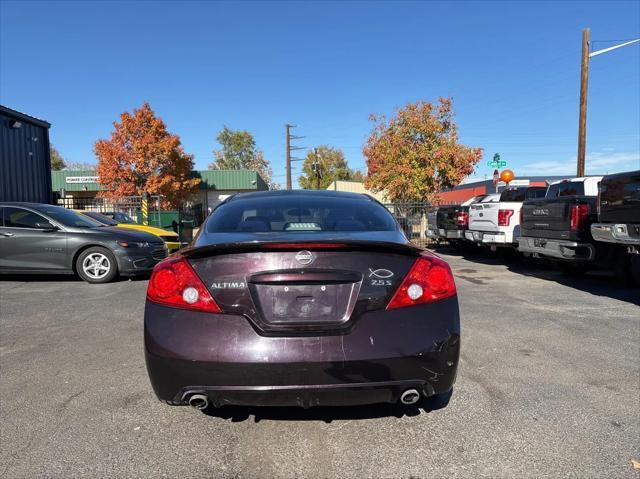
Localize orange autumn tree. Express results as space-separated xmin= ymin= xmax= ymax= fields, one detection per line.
xmin=364 ymin=98 xmax=483 ymax=203
xmin=95 ymin=103 xmax=200 ymax=208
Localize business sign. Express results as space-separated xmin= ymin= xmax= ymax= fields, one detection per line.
xmin=66 ymin=176 xmax=99 ymax=184
xmin=498 ymin=179 xmax=530 ymax=187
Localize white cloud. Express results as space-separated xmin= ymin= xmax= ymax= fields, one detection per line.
xmin=523 ymin=151 xmax=639 ymax=176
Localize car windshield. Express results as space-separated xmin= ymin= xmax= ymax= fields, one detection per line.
xmin=112 ymin=212 xmax=135 ymax=224
xmin=81 ymin=211 xmax=119 ymax=226
xmin=38 ymin=206 xmax=102 ymax=228
xmin=206 ymin=195 xmax=397 ymax=233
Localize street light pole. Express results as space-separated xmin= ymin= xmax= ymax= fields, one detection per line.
xmin=576 ymin=29 xmax=639 ymax=177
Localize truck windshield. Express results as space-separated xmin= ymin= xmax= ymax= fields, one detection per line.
xmin=546 ymin=182 xmax=585 ymax=197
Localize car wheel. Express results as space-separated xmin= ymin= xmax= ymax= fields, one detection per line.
xmin=554 ymin=261 xmax=589 ymax=276
xmin=76 ymin=247 xmax=118 ymax=284
xmin=613 ymin=249 xmax=634 ymax=286
xmin=631 ymin=254 xmax=640 ymax=287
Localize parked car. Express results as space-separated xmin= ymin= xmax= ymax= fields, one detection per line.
xmin=518 ymin=177 xmax=602 ymax=270
xmin=436 ymin=195 xmax=487 ymax=246
xmin=145 ymin=190 xmax=460 ymax=410
xmin=78 ymin=210 xmax=181 ymax=252
xmin=0 ymin=203 xmax=167 ymax=283
xmin=465 ymin=187 xmax=546 ymax=249
xmin=590 ymin=170 xmax=640 ymax=284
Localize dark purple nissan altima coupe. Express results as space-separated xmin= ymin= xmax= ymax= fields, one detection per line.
xmin=144 ymin=190 xmax=460 ymax=411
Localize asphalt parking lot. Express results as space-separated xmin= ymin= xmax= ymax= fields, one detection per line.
xmin=1 ymin=249 xmax=638 ymax=479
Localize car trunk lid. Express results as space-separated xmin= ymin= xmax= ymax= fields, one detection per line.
xmin=184 ymin=240 xmax=421 ymax=333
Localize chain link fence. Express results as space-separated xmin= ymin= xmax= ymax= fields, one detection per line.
xmin=381 ymin=202 xmax=442 ymax=249
xmin=54 ymin=195 xmax=199 ymax=244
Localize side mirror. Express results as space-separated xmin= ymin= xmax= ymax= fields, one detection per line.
xmin=35 ymin=222 xmax=58 ymax=232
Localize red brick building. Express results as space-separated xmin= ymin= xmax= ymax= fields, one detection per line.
xmin=437 ymin=176 xmax=570 ymax=205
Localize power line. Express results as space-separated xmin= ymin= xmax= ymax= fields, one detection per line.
xmin=285 ymin=124 xmax=306 ymax=190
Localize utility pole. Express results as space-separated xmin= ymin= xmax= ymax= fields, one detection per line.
xmin=576 ymin=28 xmax=590 ymax=178
xmin=314 ymin=148 xmax=321 ymax=189
xmin=285 ymin=124 xmax=292 ymax=190
xmin=285 ymin=124 xmax=305 ymax=190
xmin=576 ymin=29 xmax=639 ymax=177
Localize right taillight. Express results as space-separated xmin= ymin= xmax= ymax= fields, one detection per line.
xmin=570 ymin=204 xmax=589 ymax=231
xmin=386 ymin=254 xmax=457 ymax=310
xmin=498 ymin=209 xmax=514 ymax=226
xmin=147 ymin=256 xmax=221 ymax=313
xmin=456 ymin=212 xmax=469 ymax=226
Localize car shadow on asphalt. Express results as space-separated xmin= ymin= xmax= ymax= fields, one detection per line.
xmin=433 ymin=245 xmax=640 ymax=306
xmin=201 ymin=400 xmax=447 ymax=423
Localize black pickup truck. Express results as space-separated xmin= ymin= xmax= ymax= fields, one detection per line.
xmin=590 ymin=170 xmax=640 ymax=284
xmin=518 ymin=177 xmax=601 ymax=266
xmin=435 ymin=195 xmax=486 ymax=245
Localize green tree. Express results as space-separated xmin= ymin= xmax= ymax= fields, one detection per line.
xmin=209 ymin=126 xmax=274 ymax=188
xmin=364 ymin=98 xmax=483 ymax=203
xmin=50 ymin=145 xmax=66 ymax=171
xmin=298 ymin=146 xmax=360 ymax=189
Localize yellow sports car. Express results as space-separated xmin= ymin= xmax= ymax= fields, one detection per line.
xmin=77 ymin=211 xmax=181 ymax=252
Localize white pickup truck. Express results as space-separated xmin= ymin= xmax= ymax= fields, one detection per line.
xmin=465 ymin=186 xmax=547 ymax=248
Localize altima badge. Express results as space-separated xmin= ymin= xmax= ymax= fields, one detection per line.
xmin=295 ymin=250 xmax=314 ymax=265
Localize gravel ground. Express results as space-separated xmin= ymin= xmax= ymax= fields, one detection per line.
xmin=1 ymin=249 xmax=638 ymax=478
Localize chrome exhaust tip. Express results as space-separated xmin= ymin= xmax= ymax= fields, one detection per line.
xmin=400 ymin=389 xmax=421 ymax=405
xmin=188 ymin=393 xmax=209 ymax=410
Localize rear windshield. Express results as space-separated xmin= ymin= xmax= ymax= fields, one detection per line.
xmin=500 ymin=187 xmax=528 ymax=202
xmin=206 ymin=196 xmax=397 ymax=233
xmin=546 ymin=181 xmax=585 ymax=197
xmin=500 ymin=187 xmax=546 ymax=202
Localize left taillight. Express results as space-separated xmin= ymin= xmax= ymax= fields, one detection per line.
xmin=147 ymin=256 xmax=221 ymax=313
xmin=498 ymin=209 xmax=514 ymax=226
xmin=570 ymin=203 xmax=589 ymax=231
xmin=456 ymin=211 xmax=469 ymax=226
xmin=386 ymin=254 xmax=457 ymax=310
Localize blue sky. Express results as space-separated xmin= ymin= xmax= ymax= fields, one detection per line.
xmin=1 ymin=0 xmax=639 ymax=188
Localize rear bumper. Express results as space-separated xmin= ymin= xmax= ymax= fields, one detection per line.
xmin=591 ymin=223 xmax=640 ymax=246
xmin=464 ymin=230 xmax=512 ymax=245
xmin=517 ymin=237 xmax=595 ymax=261
xmin=438 ymin=228 xmax=464 ymax=239
xmin=144 ymin=298 xmax=460 ymax=407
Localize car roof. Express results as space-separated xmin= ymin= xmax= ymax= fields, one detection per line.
xmin=228 ymin=190 xmax=373 ymax=202
xmin=548 ymin=176 xmax=603 ymax=185
xmin=0 ymin=202 xmax=66 ymax=211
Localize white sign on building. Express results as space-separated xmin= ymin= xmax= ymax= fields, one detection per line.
xmin=66 ymin=176 xmax=99 ymax=184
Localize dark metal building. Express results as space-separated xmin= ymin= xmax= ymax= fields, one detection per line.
xmin=0 ymin=105 xmax=52 ymax=203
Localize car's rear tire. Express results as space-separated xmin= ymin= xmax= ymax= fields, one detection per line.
xmin=554 ymin=261 xmax=589 ymax=276
xmin=630 ymin=254 xmax=640 ymax=287
xmin=76 ymin=247 xmax=118 ymax=284
xmin=613 ymin=249 xmax=634 ymax=286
